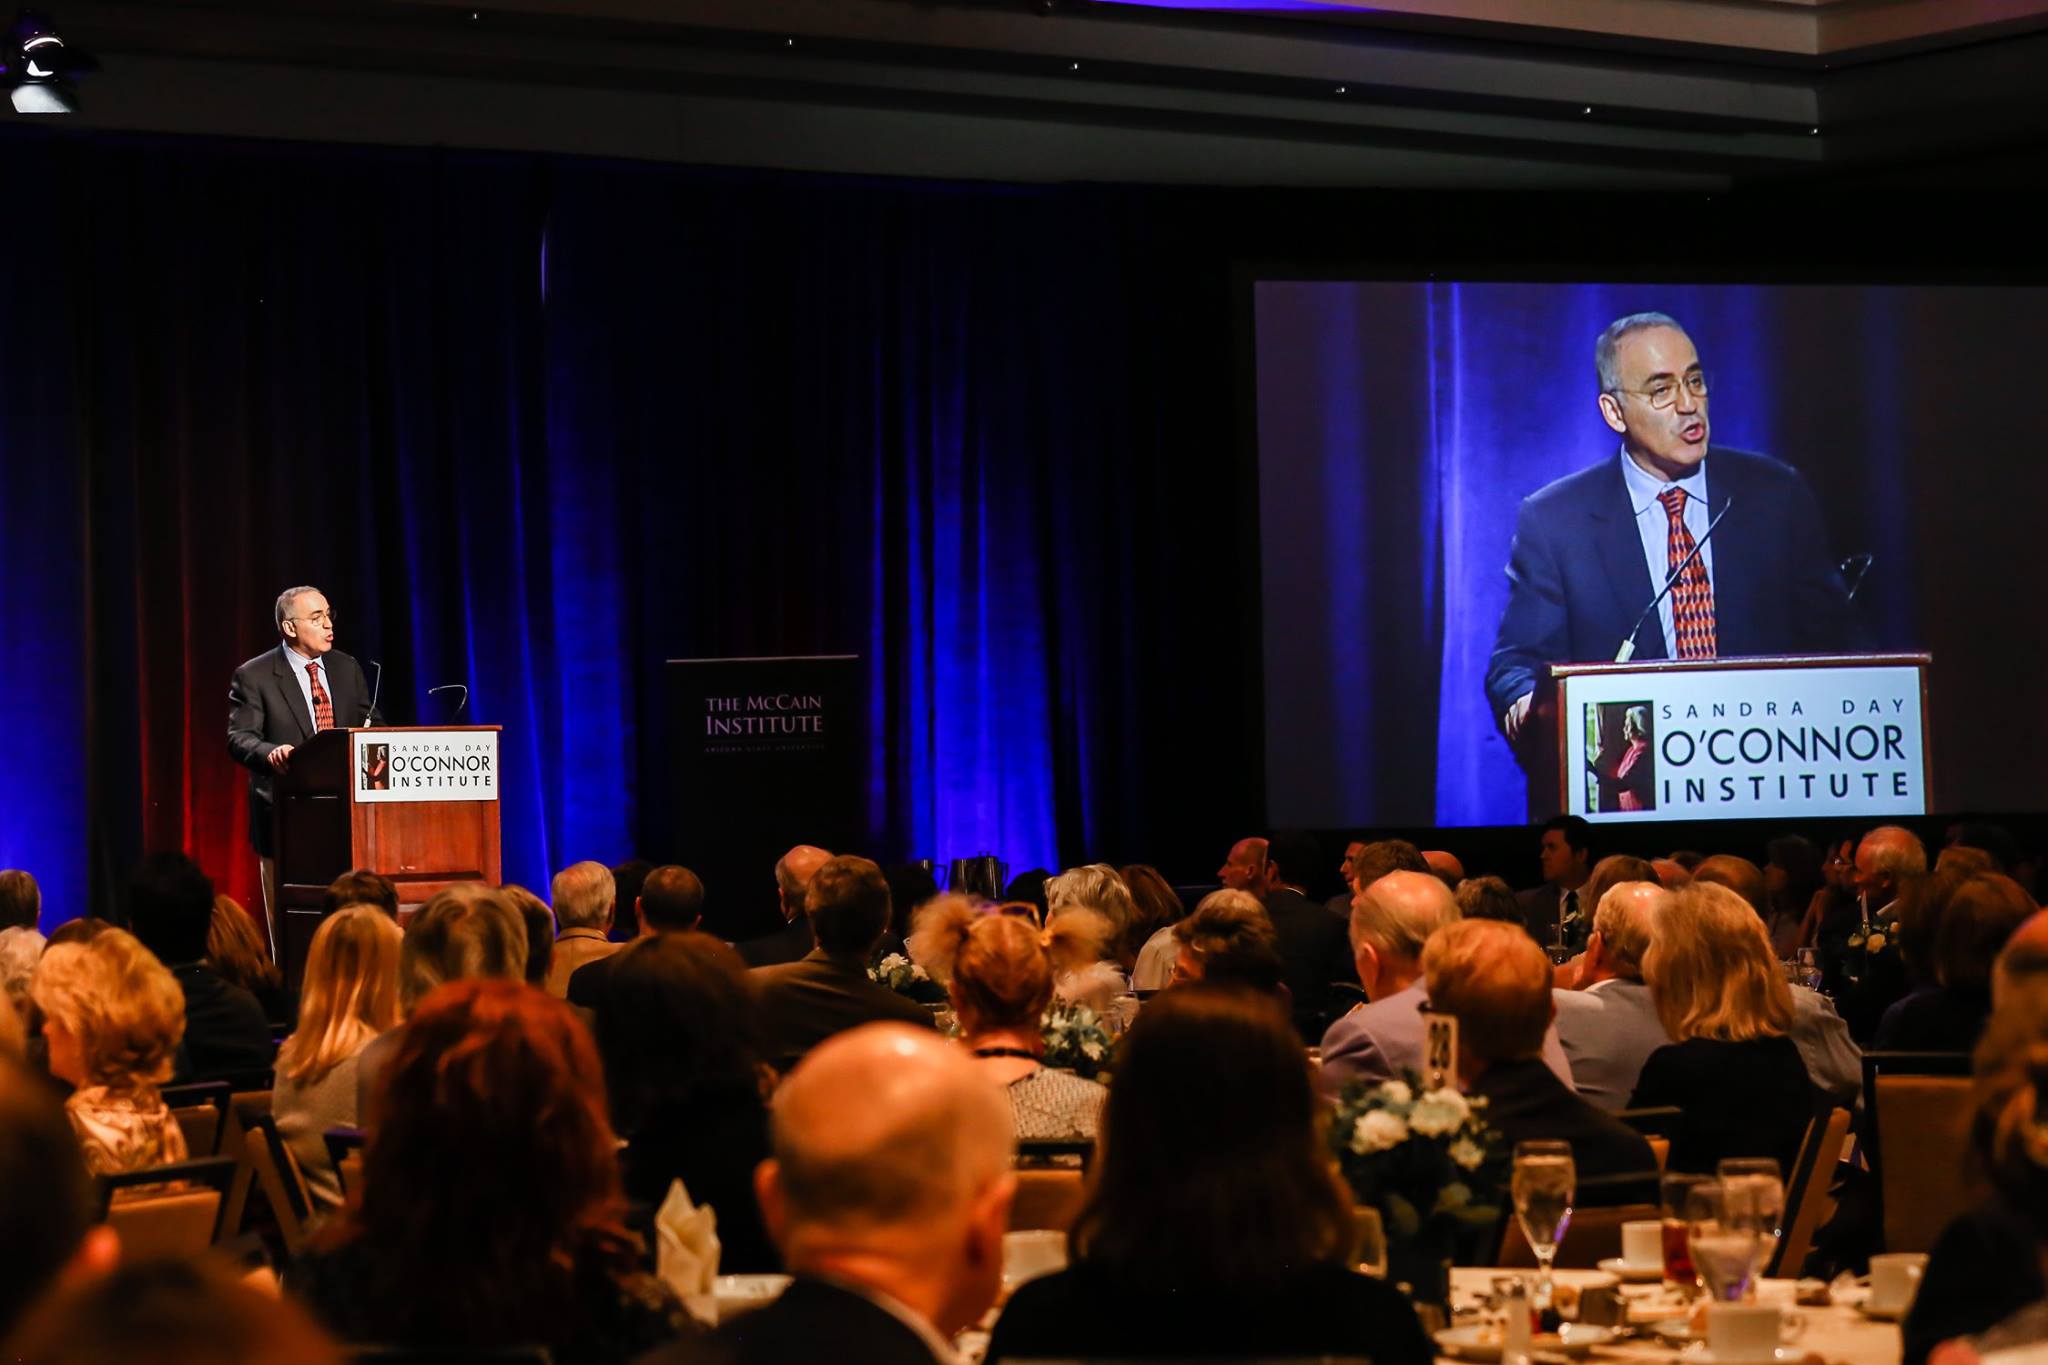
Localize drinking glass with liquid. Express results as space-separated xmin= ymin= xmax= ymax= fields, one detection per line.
xmin=1512 ymin=1140 xmax=1576 ymax=1311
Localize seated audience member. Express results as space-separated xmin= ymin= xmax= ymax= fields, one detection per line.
xmin=322 ymin=867 xmax=399 ymax=919
xmin=1553 ymin=882 xmax=1673 ymax=1111
xmin=29 ymin=929 xmax=188 ymax=1174
xmin=1045 ymin=863 xmax=1136 ymax=972
xmin=1423 ymin=849 xmax=1466 ymax=891
xmin=6 ymin=1256 xmax=343 ymax=1365
xmin=547 ymin=860 xmax=620 ymax=997
xmin=1328 ymin=839 xmax=1431 ymax=918
xmin=355 ymin=882 xmax=528 ymax=1115
xmin=294 ymin=980 xmax=689 ymax=1361
xmin=1169 ymin=890 xmax=1288 ymax=1001
xmin=500 ymin=883 xmax=556 ymax=987
xmin=908 ymin=897 xmax=1110 ymax=1141
xmin=0 ymin=992 xmax=20 ymax=1060
xmin=207 ymin=893 xmax=287 ymax=1022
xmin=1549 ymin=854 xmax=1659 ymax=984
xmin=1518 ymin=816 xmax=1594 ymax=951
xmin=0 ymin=1056 xmax=117 ymax=1341
xmin=1121 ymin=863 xmax=1187 ymax=991
xmin=0 ymin=869 xmax=45 ymax=1012
xmin=881 ymin=861 xmax=940 ymax=958
xmin=1220 ymin=835 xmax=1355 ymax=1041
xmin=1455 ymin=875 xmax=1526 ymax=928
xmin=735 ymin=845 xmax=832 ymax=968
xmin=1003 ymin=870 xmax=1053 ymax=924
xmin=752 ymin=855 xmax=933 ymax=1072
xmin=985 ymin=987 xmax=1431 ymax=1365
xmin=1671 ymin=850 xmax=1706 ymax=873
xmin=596 ymin=931 xmax=778 ymax=1273
xmin=1695 ymin=853 xmax=1863 ymax=1105
xmin=126 ymin=852 xmax=271 ymax=1084
xmin=1427 ymin=919 xmax=1657 ymax=1200
xmin=1322 ymin=872 xmax=1572 ymax=1090
xmin=1903 ymin=974 xmax=2048 ymax=1365
xmin=1630 ymin=883 xmax=1820 ymax=1174
xmin=272 ymin=906 xmax=403 ymax=1210
xmin=1762 ymin=835 xmax=1826 ymax=957
xmin=643 ymin=1023 xmax=1015 ymax=1365
xmin=1874 ymin=872 xmax=2034 ymax=1053
xmin=1834 ymin=824 xmax=1928 ymax=1038
xmin=610 ymin=859 xmax=655 ymax=944
xmin=1796 ymin=837 xmax=1859 ymax=948
xmin=570 ymin=864 xmax=707 ymax=1011
xmin=1650 ymin=858 xmax=1694 ymax=890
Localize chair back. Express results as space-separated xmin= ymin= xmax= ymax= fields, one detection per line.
xmin=1865 ymin=1052 xmax=1977 ymax=1253
xmin=1010 ymin=1169 xmax=1087 ymax=1231
xmin=1015 ymin=1137 xmax=1095 ymax=1170
xmin=1614 ymin=1106 xmax=1685 ymax=1136
xmin=239 ymin=1106 xmax=315 ymax=1254
xmin=1775 ymin=1106 xmax=1852 ymax=1278
xmin=160 ymin=1081 xmax=231 ymax=1157
xmin=95 ymin=1155 xmax=239 ymax=1258
xmin=1496 ymin=1199 xmax=1661 ymax=1269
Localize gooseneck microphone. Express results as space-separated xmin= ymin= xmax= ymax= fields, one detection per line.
xmin=1615 ymin=494 xmax=1735 ymax=663
xmin=368 ymin=659 xmax=383 ymax=721
xmin=1839 ymin=553 xmax=1875 ymax=603
xmin=428 ymin=683 xmax=469 ymax=717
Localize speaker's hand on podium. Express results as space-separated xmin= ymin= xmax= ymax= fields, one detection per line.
xmin=1503 ymin=693 xmax=1534 ymax=743
xmin=267 ymin=743 xmax=295 ymax=774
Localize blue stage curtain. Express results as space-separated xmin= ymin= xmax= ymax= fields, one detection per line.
xmin=0 ymin=135 xmax=1257 ymax=924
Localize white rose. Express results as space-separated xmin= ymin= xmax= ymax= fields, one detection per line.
xmin=1409 ymin=1090 xmax=1471 ymax=1137
xmin=1378 ymin=1079 xmax=1414 ymax=1106
xmin=1450 ymin=1137 xmax=1485 ymax=1170
xmin=1082 ymin=1038 xmax=1104 ymax=1060
xmin=1351 ymin=1110 xmax=1411 ymax=1155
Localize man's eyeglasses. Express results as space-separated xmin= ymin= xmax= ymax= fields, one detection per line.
xmin=1612 ymin=371 xmax=1710 ymax=410
xmin=293 ymin=610 xmax=336 ymax=626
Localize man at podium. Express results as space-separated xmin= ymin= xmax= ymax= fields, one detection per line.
xmin=227 ymin=585 xmax=383 ymax=924
xmin=1487 ymin=312 xmax=1864 ymax=746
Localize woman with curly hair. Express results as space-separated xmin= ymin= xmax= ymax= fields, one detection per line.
xmin=909 ymin=896 xmax=1110 ymax=1140
xmin=293 ymin=979 xmax=691 ymax=1361
xmin=29 ymin=928 xmax=188 ymax=1175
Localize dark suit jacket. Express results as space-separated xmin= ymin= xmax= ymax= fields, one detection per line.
xmin=1470 ymin=1057 xmax=1658 ymax=1204
xmin=734 ymin=916 xmax=814 ymax=969
xmin=1263 ymin=887 xmax=1357 ymax=1041
xmin=751 ymin=949 xmax=934 ymax=1072
xmin=644 ymin=1276 xmax=946 ymax=1365
xmin=227 ymin=644 xmax=381 ymax=855
xmin=168 ymin=962 xmax=275 ymax=1085
xmin=1628 ymin=1034 xmax=1819 ymax=1175
xmin=1486 ymin=447 xmax=1863 ymax=724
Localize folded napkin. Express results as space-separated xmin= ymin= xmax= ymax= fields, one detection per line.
xmin=654 ymin=1178 xmax=722 ymax=1325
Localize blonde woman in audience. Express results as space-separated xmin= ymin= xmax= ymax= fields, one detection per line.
xmin=29 ymin=928 xmax=188 ymax=1174
xmin=909 ymin=895 xmax=1112 ymax=1140
xmin=273 ymin=906 xmax=404 ymax=1210
xmin=1045 ymin=863 xmax=1137 ymax=984
xmin=1629 ymin=881 xmax=1818 ymax=1173
xmin=207 ymin=893 xmax=287 ymax=1022
xmin=1121 ymin=864 xmax=1186 ymax=990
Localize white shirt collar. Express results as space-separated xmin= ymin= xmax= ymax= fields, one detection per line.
xmin=1619 ymin=444 xmax=1709 ymax=517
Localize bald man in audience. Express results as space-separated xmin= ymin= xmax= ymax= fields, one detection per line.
xmin=648 ymin=1024 xmax=1015 ymax=1365
xmin=545 ymin=860 xmax=620 ymax=997
xmin=1425 ymin=920 xmax=1655 ymax=1201
xmin=1694 ymin=853 xmax=1862 ymax=1105
xmin=1551 ymin=882 xmax=1672 ymax=1110
xmin=1422 ymin=850 xmax=1465 ymax=891
xmin=1321 ymin=871 xmax=1573 ymax=1091
xmin=737 ymin=845 xmax=834 ymax=968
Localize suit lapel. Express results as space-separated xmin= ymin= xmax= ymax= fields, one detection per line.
xmin=271 ymin=648 xmax=315 ymax=741
xmin=1701 ymin=452 xmax=1749 ymax=657
xmin=1589 ymin=462 xmax=1668 ymax=661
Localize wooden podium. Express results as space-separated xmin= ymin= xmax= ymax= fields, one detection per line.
xmin=271 ymin=725 xmax=503 ymax=992
xmin=1525 ymin=653 xmax=1931 ymax=823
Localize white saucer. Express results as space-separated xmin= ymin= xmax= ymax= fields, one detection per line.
xmin=1597 ymin=1257 xmax=1666 ymax=1283
xmin=1434 ymin=1324 xmax=1616 ymax=1361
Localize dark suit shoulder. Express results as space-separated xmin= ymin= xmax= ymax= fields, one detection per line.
xmin=649 ymin=1278 xmax=941 ymax=1365
xmin=231 ymin=645 xmax=288 ymax=679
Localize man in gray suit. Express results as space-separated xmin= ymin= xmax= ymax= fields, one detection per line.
xmin=1321 ymin=871 xmax=1574 ymax=1092
xmin=1552 ymin=881 xmax=1671 ymax=1110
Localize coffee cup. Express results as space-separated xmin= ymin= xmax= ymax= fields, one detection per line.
xmin=1868 ymin=1252 xmax=1927 ymax=1313
xmin=1706 ymin=1304 xmax=1783 ymax=1362
xmin=1620 ymin=1219 xmax=1663 ymax=1270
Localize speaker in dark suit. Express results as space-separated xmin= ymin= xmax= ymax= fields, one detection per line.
xmin=1486 ymin=314 xmax=1863 ymax=738
xmin=226 ymin=587 xmax=381 ymax=861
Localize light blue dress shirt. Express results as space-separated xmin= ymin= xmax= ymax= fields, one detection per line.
xmin=1618 ymin=447 xmax=1712 ymax=658
xmin=282 ymin=644 xmax=328 ymax=731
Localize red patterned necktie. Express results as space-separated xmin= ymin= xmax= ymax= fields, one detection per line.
xmin=306 ymin=660 xmax=336 ymax=732
xmin=1658 ymin=486 xmax=1717 ymax=659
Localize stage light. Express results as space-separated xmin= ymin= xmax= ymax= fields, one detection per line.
xmin=4 ymin=11 xmax=95 ymax=114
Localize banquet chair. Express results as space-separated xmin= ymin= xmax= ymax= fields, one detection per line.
xmin=219 ymin=1085 xmax=273 ymax=1239
xmin=94 ymin=1155 xmax=239 ymax=1258
xmin=1773 ymin=1105 xmax=1851 ymax=1278
xmin=1863 ymin=1052 xmax=1975 ymax=1254
xmin=238 ymin=1107 xmax=316 ymax=1256
xmin=326 ymin=1126 xmax=368 ymax=1201
xmin=160 ymin=1080 xmax=231 ymax=1157
xmin=1496 ymin=1192 xmax=1661 ymax=1269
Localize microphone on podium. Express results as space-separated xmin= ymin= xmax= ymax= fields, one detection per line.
xmin=428 ymin=683 xmax=469 ymax=718
xmin=1615 ymin=494 xmax=1734 ymax=663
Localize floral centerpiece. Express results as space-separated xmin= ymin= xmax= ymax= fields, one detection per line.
xmin=868 ymin=952 xmax=949 ymax=1006
xmin=1040 ymin=1000 xmax=1115 ymax=1081
xmin=1326 ymin=1073 xmax=1508 ymax=1308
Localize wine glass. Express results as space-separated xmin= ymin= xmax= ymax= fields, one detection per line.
xmin=1717 ymin=1158 xmax=1786 ymax=1284
xmin=1512 ymin=1140 xmax=1576 ymax=1311
xmin=1659 ymin=1171 xmax=1710 ymax=1293
xmin=1686 ymin=1182 xmax=1762 ymax=1303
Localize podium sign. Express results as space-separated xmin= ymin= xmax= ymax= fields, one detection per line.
xmin=352 ymin=729 xmax=499 ymax=802
xmin=1553 ymin=655 xmax=1930 ymax=823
